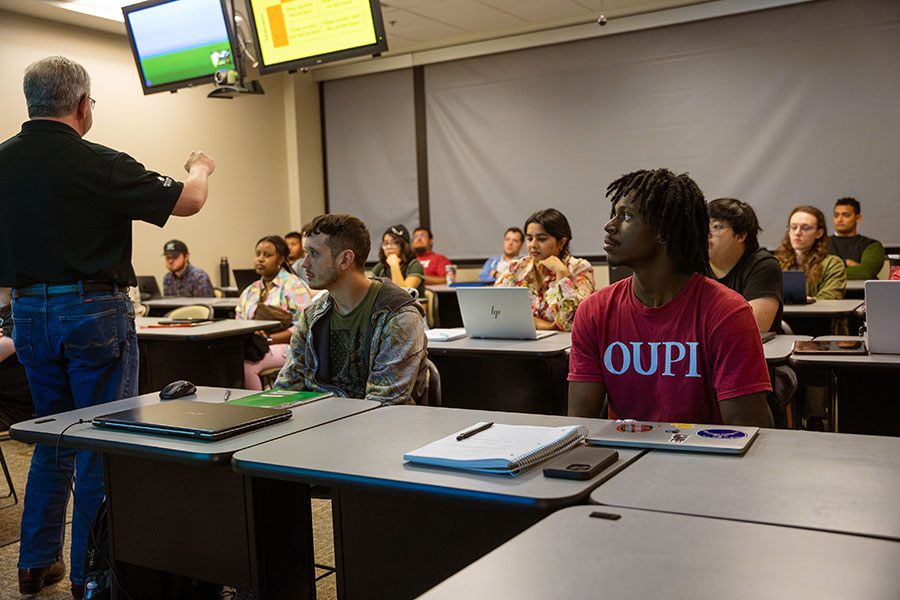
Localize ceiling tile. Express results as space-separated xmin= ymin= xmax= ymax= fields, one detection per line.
xmin=406 ymin=0 xmax=528 ymax=33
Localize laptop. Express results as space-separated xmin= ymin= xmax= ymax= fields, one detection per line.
xmin=233 ymin=268 xmax=259 ymax=292
xmin=760 ymin=331 xmax=776 ymax=344
xmin=586 ymin=420 xmax=759 ymax=454
xmin=782 ymin=270 xmax=814 ymax=304
xmin=136 ymin=275 xmax=162 ymax=300
xmin=865 ymin=280 xmax=900 ymax=354
xmin=456 ymin=287 xmax=556 ymax=340
xmin=92 ymin=400 xmax=292 ymax=441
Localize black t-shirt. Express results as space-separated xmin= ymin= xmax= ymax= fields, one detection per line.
xmin=0 ymin=120 xmax=182 ymax=287
xmin=715 ymin=247 xmax=784 ymax=333
xmin=828 ymin=235 xmax=877 ymax=264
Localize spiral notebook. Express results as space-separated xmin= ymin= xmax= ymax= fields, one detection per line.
xmin=403 ymin=423 xmax=589 ymax=475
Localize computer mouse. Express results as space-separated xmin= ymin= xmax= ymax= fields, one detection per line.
xmin=159 ymin=380 xmax=197 ymax=400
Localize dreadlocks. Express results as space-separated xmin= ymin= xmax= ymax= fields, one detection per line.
xmin=606 ymin=168 xmax=711 ymax=276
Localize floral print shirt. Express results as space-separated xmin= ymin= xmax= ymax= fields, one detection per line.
xmin=494 ymin=255 xmax=594 ymax=331
xmin=235 ymin=268 xmax=312 ymax=326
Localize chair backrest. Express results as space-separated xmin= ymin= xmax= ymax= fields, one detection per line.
xmin=423 ymin=358 xmax=441 ymax=407
xmin=213 ymin=287 xmax=224 ymax=298
xmin=164 ymin=304 xmax=214 ymax=320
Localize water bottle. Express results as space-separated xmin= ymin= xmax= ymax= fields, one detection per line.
xmin=84 ymin=578 xmax=98 ymax=598
xmin=220 ymin=256 xmax=230 ymax=287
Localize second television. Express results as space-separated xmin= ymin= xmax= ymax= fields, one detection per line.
xmin=246 ymin=0 xmax=388 ymax=73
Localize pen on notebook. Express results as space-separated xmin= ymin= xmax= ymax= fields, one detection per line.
xmin=223 ymin=389 xmax=231 ymax=402
xmin=456 ymin=422 xmax=494 ymax=441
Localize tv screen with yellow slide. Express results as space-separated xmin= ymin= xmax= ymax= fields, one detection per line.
xmin=247 ymin=0 xmax=388 ymax=73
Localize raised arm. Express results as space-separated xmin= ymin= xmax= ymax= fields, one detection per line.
xmin=172 ymin=151 xmax=215 ymax=216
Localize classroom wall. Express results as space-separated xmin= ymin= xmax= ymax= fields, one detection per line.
xmin=0 ymin=10 xmax=326 ymax=289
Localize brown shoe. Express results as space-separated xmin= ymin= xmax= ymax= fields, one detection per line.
xmin=18 ymin=559 xmax=66 ymax=594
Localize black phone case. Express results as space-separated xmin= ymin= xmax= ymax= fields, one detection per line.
xmin=542 ymin=446 xmax=619 ymax=480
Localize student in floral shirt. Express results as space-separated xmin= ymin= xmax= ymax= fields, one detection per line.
xmin=236 ymin=235 xmax=312 ymax=389
xmin=494 ymin=208 xmax=594 ymax=331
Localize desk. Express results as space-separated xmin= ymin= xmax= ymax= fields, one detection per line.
xmin=845 ymin=279 xmax=867 ymax=298
xmin=782 ymin=299 xmax=863 ymax=336
xmin=590 ymin=428 xmax=900 ymax=541
xmin=763 ymin=334 xmax=811 ymax=366
xmin=427 ymin=332 xmax=572 ymax=414
xmin=789 ymin=336 xmax=900 ymax=434
xmin=419 ymin=506 xmax=900 ymax=600
xmin=136 ymin=317 xmax=278 ymax=393
xmin=232 ymin=407 xmax=642 ymax=599
xmin=145 ymin=297 xmax=239 ymax=318
xmin=10 ymin=388 xmax=379 ymax=599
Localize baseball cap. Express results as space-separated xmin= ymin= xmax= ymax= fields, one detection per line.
xmin=384 ymin=224 xmax=410 ymax=244
xmin=163 ymin=240 xmax=188 ymax=256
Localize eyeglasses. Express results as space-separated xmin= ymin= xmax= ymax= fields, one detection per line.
xmin=89 ymin=97 xmax=96 ymax=110
xmin=709 ymin=223 xmax=732 ymax=234
xmin=381 ymin=242 xmax=399 ymax=249
xmin=788 ymin=224 xmax=817 ymax=233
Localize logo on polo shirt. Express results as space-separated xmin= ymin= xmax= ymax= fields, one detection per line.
xmin=157 ymin=175 xmax=174 ymax=187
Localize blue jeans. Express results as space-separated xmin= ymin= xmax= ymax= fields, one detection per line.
xmin=12 ymin=289 xmax=137 ymax=585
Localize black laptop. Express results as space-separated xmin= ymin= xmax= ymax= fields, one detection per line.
xmin=92 ymin=400 xmax=292 ymax=441
xmin=136 ymin=275 xmax=162 ymax=300
xmin=232 ymin=268 xmax=259 ymax=293
xmin=782 ymin=270 xmax=814 ymax=304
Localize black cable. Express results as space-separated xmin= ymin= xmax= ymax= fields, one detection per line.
xmin=55 ymin=419 xmax=134 ymax=600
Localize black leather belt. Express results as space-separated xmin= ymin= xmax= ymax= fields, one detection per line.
xmin=12 ymin=282 xmax=120 ymax=298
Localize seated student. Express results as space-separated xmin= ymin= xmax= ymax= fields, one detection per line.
xmin=285 ymin=229 xmax=308 ymax=284
xmin=774 ymin=206 xmax=847 ymax=300
xmin=494 ymin=209 xmax=594 ymax=332
xmin=0 ymin=298 xmax=35 ymax=430
xmin=829 ymin=197 xmax=885 ymax=280
xmin=568 ymin=168 xmax=771 ymax=426
xmin=370 ymin=224 xmax=426 ymax=300
xmin=478 ymin=227 xmax=524 ymax=283
xmin=162 ymin=239 xmax=214 ymax=297
xmin=707 ymin=198 xmax=783 ymax=332
xmin=412 ymin=227 xmax=452 ymax=285
xmin=236 ymin=235 xmax=312 ymax=390
xmin=275 ymin=214 xmax=428 ymax=404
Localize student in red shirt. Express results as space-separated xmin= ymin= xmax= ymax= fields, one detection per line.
xmin=568 ymin=168 xmax=771 ymax=426
xmin=412 ymin=227 xmax=452 ymax=285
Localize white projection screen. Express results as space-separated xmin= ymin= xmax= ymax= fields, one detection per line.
xmin=326 ymin=0 xmax=900 ymax=260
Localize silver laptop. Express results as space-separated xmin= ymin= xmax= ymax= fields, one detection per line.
xmin=92 ymin=400 xmax=292 ymax=441
xmin=865 ymin=280 xmax=900 ymax=354
xmin=783 ymin=270 xmax=814 ymax=304
xmin=586 ymin=420 xmax=759 ymax=454
xmin=456 ymin=287 xmax=556 ymax=340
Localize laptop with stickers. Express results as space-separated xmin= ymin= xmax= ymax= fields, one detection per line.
xmin=456 ymin=287 xmax=556 ymax=340
xmin=585 ymin=420 xmax=759 ymax=454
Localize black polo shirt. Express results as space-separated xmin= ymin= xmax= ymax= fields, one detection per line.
xmin=714 ymin=247 xmax=784 ymax=333
xmin=0 ymin=120 xmax=182 ymax=288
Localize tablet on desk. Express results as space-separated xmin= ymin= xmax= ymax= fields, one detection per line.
xmin=792 ymin=340 xmax=867 ymax=355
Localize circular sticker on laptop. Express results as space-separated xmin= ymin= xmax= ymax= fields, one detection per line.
xmin=616 ymin=423 xmax=656 ymax=433
xmin=697 ymin=429 xmax=746 ymax=439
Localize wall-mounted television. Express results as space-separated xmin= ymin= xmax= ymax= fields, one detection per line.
xmin=246 ymin=0 xmax=388 ymax=74
xmin=123 ymin=0 xmax=239 ymax=94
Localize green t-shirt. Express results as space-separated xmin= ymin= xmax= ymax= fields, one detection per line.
xmin=328 ymin=280 xmax=382 ymax=399
xmin=370 ymin=258 xmax=426 ymax=299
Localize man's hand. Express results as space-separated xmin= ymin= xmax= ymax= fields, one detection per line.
xmin=538 ymin=255 xmax=569 ymax=279
xmin=184 ymin=151 xmax=215 ymax=176
xmin=845 ymin=259 xmax=860 ymax=266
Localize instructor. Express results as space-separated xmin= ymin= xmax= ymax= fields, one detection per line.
xmin=0 ymin=56 xmax=215 ymax=598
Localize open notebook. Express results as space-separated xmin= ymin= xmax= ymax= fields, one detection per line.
xmin=403 ymin=422 xmax=589 ymax=476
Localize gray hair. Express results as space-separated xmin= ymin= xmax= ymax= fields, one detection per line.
xmin=23 ymin=56 xmax=90 ymax=118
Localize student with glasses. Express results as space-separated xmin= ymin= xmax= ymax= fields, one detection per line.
xmin=370 ymin=224 xmax=426 ymax=299
xmin=773 ymin=206 xmax=847 ymax=301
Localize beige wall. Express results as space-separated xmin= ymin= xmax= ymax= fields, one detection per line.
xmin=0 ymin=10 xmax=326 ymax=288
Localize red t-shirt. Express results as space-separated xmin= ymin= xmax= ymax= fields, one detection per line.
xmin=568 ymin=273 xmax=771 ymax=423
xmin=416 ymin=251 xmax=451 ymax=277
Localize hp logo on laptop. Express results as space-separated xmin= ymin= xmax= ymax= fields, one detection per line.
xmin=491 ymin=305 xmax=501 ymax=319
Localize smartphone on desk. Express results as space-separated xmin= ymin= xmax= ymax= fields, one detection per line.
xmin=543 ymin=446 xmax=619 ymax=480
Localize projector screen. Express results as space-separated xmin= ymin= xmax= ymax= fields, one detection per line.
xmin=123 ymin=0 xmax=237 ymax=95
xmin=246 ymin=0 xmax=387 ymax=73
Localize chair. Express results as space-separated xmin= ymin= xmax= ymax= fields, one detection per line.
xmin=213 ymin=288 xmax=224 ymax=298
xmin=164 ymin=304 xmax=214 ymax=320
xmin=780 ymin=320 xmax=794 ymax=335
xmin=259 ymin=367 xmax=281 ymax=390
xmin=423 ymin=359 xmax=442 ymax=407
xmin=0 ymin=432 xmax=17 ymax=505
xmin=423 ymin=288 xmax=438 ymax=329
